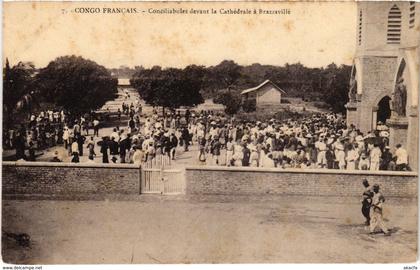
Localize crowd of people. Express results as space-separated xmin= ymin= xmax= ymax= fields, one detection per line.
xmin=186 ymin=113 xmax=410 ymax=171
xmin=5 ymin=99 xmax=411 ymax=172
xmin=78 ymin=108 xmax=410 ymax=172
xmin=4 ymin=109 xmax=104 ymax=161
xmin=54 ymin=102 xmax=142 ymax=164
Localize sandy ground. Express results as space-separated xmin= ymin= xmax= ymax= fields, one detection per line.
xmin=2 ymin=195 xmax=417 ymax=264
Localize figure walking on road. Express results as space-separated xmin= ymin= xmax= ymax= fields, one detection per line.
xmin=361 ymin=179 xmax=373 ymax=225
xmin=369 ymin=184 xmax=390 ymax=236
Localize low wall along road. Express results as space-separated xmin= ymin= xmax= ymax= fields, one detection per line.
xmin=185 ymin=166 xmax=418 ymax=198
xmin=2 ymin=162 xmax=418 ymax=199
xmin=2 ymin=162 xmax=141 ymax=199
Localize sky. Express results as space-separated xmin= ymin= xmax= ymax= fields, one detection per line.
xmin=3 ymin=1 xmax=357 ymax=69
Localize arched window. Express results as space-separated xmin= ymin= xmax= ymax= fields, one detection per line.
xmin=409 ymin=1 xmax=415 ymax=29
xmin=358 ymin=10 xmax=362 ymax=45
xmin=387 ymin=5 xmax=402 ymax=44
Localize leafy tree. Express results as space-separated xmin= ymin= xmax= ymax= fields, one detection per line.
xmin=209 ymin=60 xmax=242 ymax=91
xmin=130 ymin=65 xmax=204 ymax=113
xmin=36 ymin=55 xmax=117 ymax=114
xmin=322 ymin=63 xmax=351 ymax=113
xmin=3 ymin=59 xmax=36 ymax=127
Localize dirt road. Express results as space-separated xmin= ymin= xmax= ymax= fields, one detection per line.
xmin=2 ymin=195 xmax=416 ymax=264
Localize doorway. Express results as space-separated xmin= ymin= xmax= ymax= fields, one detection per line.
xmin=377 ymin=96 xmax=391 ymax=123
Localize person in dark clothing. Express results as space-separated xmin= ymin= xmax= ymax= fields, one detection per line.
xmin=119 ymin=135 xmax=131 ymax=163
xmin=198 ymin=136 xmax=206 ymax=163
xmin=87 ymin=137 xmax=96 ymax=160
xmin=185 ymin=109 xmax=191 ymax=124
xmin=117 ymin=108 xmax=122 ymax=121
xmin=14 ymin=133 xmax=26 ymax=160
xmin=109 ymin=137 xmax=119 ymax=163
xmin=242 ymin=144 xmax=251 ymax=167
xmin=162 ymin=134 xmax=171 ymax=158
xmin=129 ymin=117 xmax=136 ymax=131
xmin=361 ymin=179 xmax=374 ymax=226
xmin=380 ymin=146 xmax=393 ymax=170
xmin=170 ymin=133 xmax=178 ymax=160
xmin=71 ymin=152 xmax=80 ymax=163
xmin=76 ymin=134 xmax=86 ymax=156
xmin=210 ymin=136 xmax=221 ymax=165
xmin=325 ymin=146 xmax=335 ymax=169
xmin=181 ymin=127 xmax=190 ymax=152
xmin=27 ymin=142 xmax=36 ymax=161
xmin=100 ymin=137 xmax=109 ymax=163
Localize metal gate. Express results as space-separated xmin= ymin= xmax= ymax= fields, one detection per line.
xmin=140 ymin=155 xmax=185 ymax=194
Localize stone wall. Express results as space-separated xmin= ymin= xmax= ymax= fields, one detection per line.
xmin=357 ymin=56 xmax=398 ymax=133
xmin=2 ymin=162 xmax=141 ymax=199
xmin=3 ymin=162 xmax=418 ymax=199
xmin=186 ymin=166 xmax=418 ymax=197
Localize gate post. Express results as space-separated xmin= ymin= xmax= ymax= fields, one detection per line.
xmin=160 ymin=157 xmax=164 ymax=194
xmin=139 ymin=164 xmax=142 ymax=195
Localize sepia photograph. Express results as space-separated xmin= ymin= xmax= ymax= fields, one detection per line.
xmin=1 ymin=1 xmax=419 ymax=266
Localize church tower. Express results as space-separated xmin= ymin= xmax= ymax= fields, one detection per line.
xmin=346 ymin=1 xmax=419 ymax=170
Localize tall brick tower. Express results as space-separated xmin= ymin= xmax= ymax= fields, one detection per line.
xmin=345 ymin=1 xmax=419 ymax=170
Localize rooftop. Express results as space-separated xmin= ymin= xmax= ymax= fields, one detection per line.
xmin=240 ymin=80 xmax=286 ymax=95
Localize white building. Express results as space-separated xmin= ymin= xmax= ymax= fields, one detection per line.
xmin=241 ymin=80 xmax=286 ymax=108
xmin=117 ymin=78 xmax=131 ymax=89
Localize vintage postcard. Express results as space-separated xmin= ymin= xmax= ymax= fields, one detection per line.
xmin=2 ymin=1 xmax=419 ymax=266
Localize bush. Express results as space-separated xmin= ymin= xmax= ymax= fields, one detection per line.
xmin=242 ymin=99 xmax=256 ymax=112
xmin=213 ymin=91 xmax=242 ymax=115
